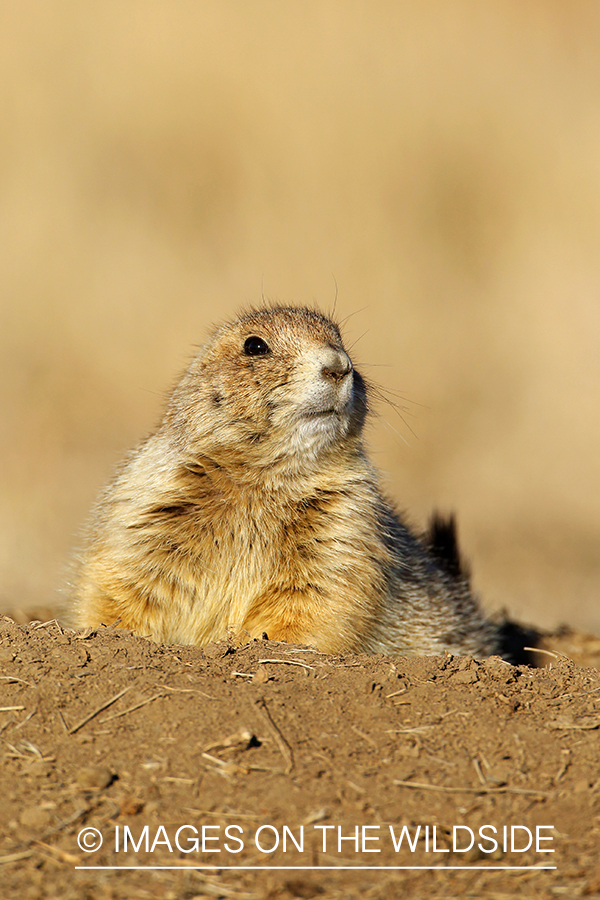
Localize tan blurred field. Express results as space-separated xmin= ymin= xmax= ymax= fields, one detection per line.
xmin=1 ymin=1 xmax=599 ymax=634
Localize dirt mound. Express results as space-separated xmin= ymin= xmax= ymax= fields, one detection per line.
xmin=1 ymin=616 xmax=599 ymax=899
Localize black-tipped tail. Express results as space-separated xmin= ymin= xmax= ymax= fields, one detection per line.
xmin=425 ymin=512 xmax=468 ymax=580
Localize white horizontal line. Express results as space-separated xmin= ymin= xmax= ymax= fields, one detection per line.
xmin=75 ymin=865 xmax=557 ymax=871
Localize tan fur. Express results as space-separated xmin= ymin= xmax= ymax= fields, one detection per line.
xmin=74 ymin=306 xmax=500 ymax=657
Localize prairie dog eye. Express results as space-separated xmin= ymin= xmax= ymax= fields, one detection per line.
xmin=244 ymin=336 xmax=271 ymax=356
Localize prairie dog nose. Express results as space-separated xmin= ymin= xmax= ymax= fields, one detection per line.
xmin=320 ymin=347 xmax=353 ymax=384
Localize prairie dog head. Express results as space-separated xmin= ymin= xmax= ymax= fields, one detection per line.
xmin=164 ymin=307 xmax=368 ymax=470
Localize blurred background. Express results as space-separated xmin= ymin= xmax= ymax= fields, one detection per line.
xmin=1 ymin=1 xmax=599 ymax=633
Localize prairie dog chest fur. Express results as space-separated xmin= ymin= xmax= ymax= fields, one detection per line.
xmin=178 ymin=466 xmax=384 ymax=648
xmin=74 ymin=305 xmax=500 ymax=659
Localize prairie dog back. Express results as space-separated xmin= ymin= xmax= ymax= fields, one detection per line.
xmin=75 ymin=305 xmax=500 ymax=658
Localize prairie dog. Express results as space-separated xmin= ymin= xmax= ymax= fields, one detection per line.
xmin=74 ymin=306 xmax=500 ymax=657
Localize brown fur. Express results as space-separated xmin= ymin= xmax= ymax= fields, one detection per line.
xmin=74 ymin=306 xmax=500 ymax=657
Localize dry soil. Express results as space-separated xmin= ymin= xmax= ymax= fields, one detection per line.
xmin=1 ymin=616 xmax=599 ymax=899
